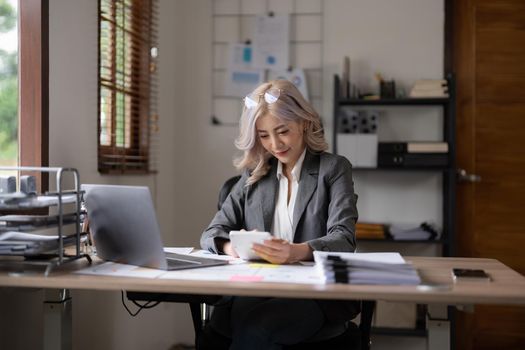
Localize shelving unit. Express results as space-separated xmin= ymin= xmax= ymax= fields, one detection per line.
xmin=332 ymin=74 xmax=456 ymax=337
xmin=332 ymin=74 xmax=456 ymax=254
xmin=0 ymin=166 xmax=91 ymax=275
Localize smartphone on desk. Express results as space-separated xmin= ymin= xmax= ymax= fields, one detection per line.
xmin=452 ymin=268 xmax=491 ymax=282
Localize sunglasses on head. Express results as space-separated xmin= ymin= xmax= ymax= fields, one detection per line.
xmin=244 ymin=88 xmax=282 ymax=109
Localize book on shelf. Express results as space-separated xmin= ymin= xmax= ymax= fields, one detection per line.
xmin=355 ymin=221 xmax=439 ymax=241
xmin=314 ymin=251 xmax=421 ymax=285
xmin=409 ymin=89 xmax=449 ymax=98
xmin=409 ymin=79 xmax=449 ymax=98
xmin=407 ymin=142 xmax=448 ymax=153
xmin=378 ymin=142 xmax=448 ymax=154
xmin=378 ymin=153 xmax=448 ymax=167
xmin=356 ymin=222 xmax=386 ymax=240
xmin=411 ymin=79 xmax=447 ymax=86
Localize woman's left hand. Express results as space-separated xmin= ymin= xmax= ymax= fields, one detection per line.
xmin=252 ymin=238 xmax=312 ymax=264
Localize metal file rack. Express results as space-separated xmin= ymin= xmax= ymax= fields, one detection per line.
xmin=0 ymin=166 xmax=92 ymax=275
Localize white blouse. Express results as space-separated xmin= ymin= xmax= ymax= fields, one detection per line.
xmin=271 ymin=149 xmax=307 ymax=242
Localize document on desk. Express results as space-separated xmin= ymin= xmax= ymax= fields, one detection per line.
xmin=75 ymin=261 xmax=167 ymax=278
xmin=76 ymin=260 xmax=321 ymax=284
xmin=163 ymin=247 xmax=194 ymax=255
xmin=75 ymin=249 xmax=322 ymax=284
xmin=160 ymin=263 xmax=322 ymax=284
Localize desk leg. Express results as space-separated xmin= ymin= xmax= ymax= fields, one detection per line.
xmin=426 ymin=304 xmax=450 ymax=350
xmin=43 ymin=289 xmax=72 ymax=350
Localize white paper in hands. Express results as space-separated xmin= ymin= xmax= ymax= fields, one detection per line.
xmin=230 ymin=230 xmax=271 ymax=261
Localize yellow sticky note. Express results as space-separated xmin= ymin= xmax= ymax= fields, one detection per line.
xmin=249 ymin=263 xmax=278 ymax=268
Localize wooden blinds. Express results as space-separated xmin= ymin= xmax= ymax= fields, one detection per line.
xmin=97 ymin=0 xmax=158 ymax=174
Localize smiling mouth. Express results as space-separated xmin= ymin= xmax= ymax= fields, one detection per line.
xmin=274 ymin=150 xmax=288 ymax=156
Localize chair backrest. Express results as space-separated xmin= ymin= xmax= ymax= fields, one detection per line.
xmin=217 ymin=175 xmax=241 ymax=210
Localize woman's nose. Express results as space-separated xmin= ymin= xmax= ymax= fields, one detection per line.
xmin=270 ymin=135 xmax=282 ymax=148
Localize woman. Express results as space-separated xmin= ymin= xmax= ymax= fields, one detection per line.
xmin=200 ymin=79 xmax=359 ymax=350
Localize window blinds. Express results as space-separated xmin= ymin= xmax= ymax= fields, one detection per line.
xmin=98 ymin=0 xmax=158 ymax=174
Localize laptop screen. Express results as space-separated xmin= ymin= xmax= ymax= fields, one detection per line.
xmin=82 ymin=184 xmax=169 ymax=269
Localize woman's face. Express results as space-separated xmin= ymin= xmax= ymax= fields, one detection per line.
xmin=255 ymin=113 xmax=306 ymax=171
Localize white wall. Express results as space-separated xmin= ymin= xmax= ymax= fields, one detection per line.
xmin=0 ymin=0 xmax=444 ymax=349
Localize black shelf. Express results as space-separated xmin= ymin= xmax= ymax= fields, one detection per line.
xmin=371 ymin=326 xmax=428 ymax=337
xmin=332 ymin=73 xmax=456 ymax=259
xmin=359 ymin=238 xmax=444 ymax=244
xmin=337 ymin=97 xmax=449 ymax=106
xmin=353 ymin=166 xmax=450 ymax=171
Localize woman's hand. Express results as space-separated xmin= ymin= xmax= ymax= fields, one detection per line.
xmin=222 ymin=241 xmax=239 ymax=258
xmin=252 ymin=238 xmax=313 ymax=264
xmin=214 ymin=238 xmax=239 ymax=257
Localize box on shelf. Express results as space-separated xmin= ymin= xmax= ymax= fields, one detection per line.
xmin=337 ymin=133 xmax=378 ymax=168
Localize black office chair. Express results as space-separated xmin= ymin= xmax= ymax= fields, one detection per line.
xmin=198 ymin=300 xmax=375 ymax=350
xmin=129 ymin=176 xmax=375 ymax=350
xmin=288 ymin=300 xmax=375 ymax=350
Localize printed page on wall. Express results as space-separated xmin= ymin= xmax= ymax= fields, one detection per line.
xmin=224 ymin=43 xmax=265 ymax=97
xmin=253 ymin=14 xmax=290 ymax=70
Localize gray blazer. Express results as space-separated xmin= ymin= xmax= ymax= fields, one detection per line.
xmin=201 ymin=151 xmax=360 ymax=323
xmin=201 ymin=150 xmax=358 ymax=254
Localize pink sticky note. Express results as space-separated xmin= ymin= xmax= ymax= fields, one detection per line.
xmin=230 ymin=275 xmax=264 ymax=282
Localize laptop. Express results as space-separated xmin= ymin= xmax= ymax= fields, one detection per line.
xmin=81 ymin=184 xmax=227 ymax=271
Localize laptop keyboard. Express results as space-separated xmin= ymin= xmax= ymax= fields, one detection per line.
xmin=163 ymin=252 xmax=227 ymax=270
xmin=166 ymin=257 xmax=200 ymax=269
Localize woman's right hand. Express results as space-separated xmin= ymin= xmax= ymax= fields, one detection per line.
xmin=222 ymin=241 xmax=239 ymax=258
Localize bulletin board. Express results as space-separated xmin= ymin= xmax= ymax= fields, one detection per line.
xmin=211 ymin=0 xmax=324 ymax=125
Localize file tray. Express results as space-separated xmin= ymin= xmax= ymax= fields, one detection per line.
xmin=0 ymin=193 xmax=78 ymax=209
xmin=0 ymin=166 xmax=92 ymax=275
xmin=0 ymin=232 xmax=88 ymax=255
xmin=1 ymin=213 xmax=79 ymax=231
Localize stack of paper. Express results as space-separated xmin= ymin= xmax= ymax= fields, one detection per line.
xmin=0 ymin=231 xmax=86 ymax=255
xmin=0 ymin=193 xmax=77 ymax=209
xmin=314 ymin=251 xmax=421 ymax=285
xmin=388 ymin=222 xmax=438 ymax=240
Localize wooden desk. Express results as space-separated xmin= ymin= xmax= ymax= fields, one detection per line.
xmin=1 ymin=256 xmax=524 ymax=350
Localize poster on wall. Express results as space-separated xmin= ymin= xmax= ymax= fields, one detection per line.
xmin=267 ymin=68 xmax=309 ymax=101
xmin=224 ymin=43 xmax=265 ymax=97
xmin=253 ymin=14 xmax=290 ymax=70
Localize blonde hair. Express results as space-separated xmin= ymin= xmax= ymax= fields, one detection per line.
xmin=234 ymin=79 xmax=328 ymax=185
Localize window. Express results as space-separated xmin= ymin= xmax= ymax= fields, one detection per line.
xmin=98 ymin=0 xmax=158 ymax=174
xmin=0 ymin=0 xmax=48 ymax=194
xmin=0 ymin=0 xmax=18 ymax=167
